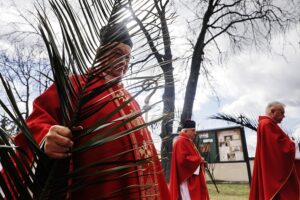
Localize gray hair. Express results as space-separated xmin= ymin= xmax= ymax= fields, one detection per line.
xmin=265 ymin=101 xmax=285 ymax=115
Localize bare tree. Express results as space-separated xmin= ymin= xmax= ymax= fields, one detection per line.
xmin=0 ymin=0 xmax=52 ymax=133
xmin=128 ymin=0 xmax=176 ymax=180
xmin=179 ymin=0 xmax=298 ymax=125
xmin=0 ymin=43 xmax=51 ymax=132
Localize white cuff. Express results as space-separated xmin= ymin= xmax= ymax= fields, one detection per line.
xmin=193 ymin=165 xmax=200 ymax=175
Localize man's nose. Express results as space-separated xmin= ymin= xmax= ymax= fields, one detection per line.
xmin=118 ymin=56 xmax=128 ymax=63
xmin=117 ymin=59 xmax=128 ymax=68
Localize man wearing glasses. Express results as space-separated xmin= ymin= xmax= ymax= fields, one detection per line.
xmin=14 ymin=22 xmax=170 ymax=200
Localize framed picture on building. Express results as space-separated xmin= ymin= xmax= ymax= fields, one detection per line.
xmin=217 ymin=128 xmax=244 ymax=162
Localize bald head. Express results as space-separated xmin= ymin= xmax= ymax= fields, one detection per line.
xmin=265 ymin=101 xmax=285 ymax=123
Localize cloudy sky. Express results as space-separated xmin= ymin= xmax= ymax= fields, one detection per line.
xmin=191 ymin=28 xmax=300 ymax=156
xmin=0 ymin=0 xmax=299 ymax=157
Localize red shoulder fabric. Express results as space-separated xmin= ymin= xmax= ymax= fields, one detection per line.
xmin=249 ymin=116 xmax=300 ymax=200
xmin=14 ymin=83 xmax=61 ymax=158
xmin=295 ymin=160 xmax=300 ymax=185
xmin=169 ymin=132 xmax=209 ymax=200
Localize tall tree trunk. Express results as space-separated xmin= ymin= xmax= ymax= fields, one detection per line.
xmin=159 ymin=10 xmax=175 ymax=181
xmin=180 ymin=0 xmax=214 ymax=126
xmin=160 ymin=62 xmax=175 ymax=182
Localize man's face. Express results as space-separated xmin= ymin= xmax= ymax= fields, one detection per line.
xmin=100 ymin=42 xmax=132 ymax=79
xmin=184 ymin=128 xmax=196 ymax=140
xmin=271 ymin=106 xmax=285 ymax=123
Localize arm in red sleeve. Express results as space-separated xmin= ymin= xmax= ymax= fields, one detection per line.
xmin=173 ymin=138 xmax=201 ymax=183
xmin=14 ymin=84 xmax=61 ymax=157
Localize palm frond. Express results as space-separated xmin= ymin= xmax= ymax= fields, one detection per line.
xmin=210 ymin=113 xmax=258 ymax=131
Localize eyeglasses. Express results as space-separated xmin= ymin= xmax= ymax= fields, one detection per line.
xmin=109 ymin=50 xmax=134 ymax=61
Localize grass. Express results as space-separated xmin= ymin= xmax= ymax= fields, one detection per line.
xmin=207 ymin=183 xmax=250 ymax=200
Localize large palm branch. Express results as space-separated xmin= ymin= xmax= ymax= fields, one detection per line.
xmin=0 ymin=0 xmax=165 ymax=199
xmin=210 ymin=113 xmax=292 ymax=135
xmin=210 ymin=113 xmax=258 ymax=131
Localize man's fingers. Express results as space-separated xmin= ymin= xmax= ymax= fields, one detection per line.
xmin=44 ymin=142 xmax=72 ymax=159
xmin=46 ymin=130 xmax=73 ymax=148
xmin=54 ymin=134 xmax=74 ymax=148
xmin=53 ymin=144 xmax=70 ymax=153
xmin=49 ymin=125 xmax=72 ymax=138
xmin=44 ymin=125 xmax=84 ymax=159
xmin=44 ymin=125 xmax=74 ymax=159
xmin=45 ymin=141 xmax=70 ymax=152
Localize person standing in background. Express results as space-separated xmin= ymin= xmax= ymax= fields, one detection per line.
xmin=249 ymin=101 xmax=300 ymax=200
xmin=169 ymin=120 xmax=209 ymax=200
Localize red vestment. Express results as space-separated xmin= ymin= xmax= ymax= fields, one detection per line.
xmin=249 ymin=116 xmax=300 ymax=200
xmin=169 ymin=132 xmax=209 ymax=200
xmin=295 ymin=160 xmax=300 ymax=185
xmin=14 ymin=77 xmax=170 ymax=200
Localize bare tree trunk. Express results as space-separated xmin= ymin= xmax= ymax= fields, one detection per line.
xmin=158 ymin=6 xmax=175 ymax=181
xmin=160 ymin=62 xmax=175 ymax=182
xmin=180 ymin=0 xmax=214 ymax=125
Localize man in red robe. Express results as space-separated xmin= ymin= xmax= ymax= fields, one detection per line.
xmin=249 ymin=101 xmax=300 ymax=200
xmin=13 ymin=22 xmax=170 ymax=200
xmin=169 ymin=120 xmax=209 ymax=200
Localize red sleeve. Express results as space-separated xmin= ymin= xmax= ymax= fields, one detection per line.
xmin=260 ymin=121 xmax=295 ymax=180
xmin=173 ymin=138 xmax=201 ymax=183
xmin=14 ymin=84 xmax=61 ymax=157
xmin=26 ymin=84 xmax=61 ymax=143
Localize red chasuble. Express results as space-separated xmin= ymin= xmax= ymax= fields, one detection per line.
xmin=169 ymin=132 xmax=209 ymax=200
xmin=295 ymin=160 xmax=300 ymax=185
xmin=14 ymin=77 xmax=170 ymax=200
xmin=249 ymin=116 xmax=300 ymax=200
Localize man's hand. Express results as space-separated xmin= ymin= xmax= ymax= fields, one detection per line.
xmin=201 ymin=161 xmax=208 ymax=168
xmin=43 ymin=125 xmax=74 ymax=159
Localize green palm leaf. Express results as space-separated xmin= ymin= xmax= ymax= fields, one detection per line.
xmin=210 ymin=113 xmax=258 ymax=131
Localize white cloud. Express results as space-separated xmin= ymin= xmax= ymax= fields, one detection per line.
xmin=209 ymin=26 xmax=300 ymax=127
xmin=191 ymin=26 xmax=300 ymax=155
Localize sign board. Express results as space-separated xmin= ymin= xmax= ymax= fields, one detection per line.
xmin=197 ymin=132 xmax=218 ymax=163
xmin=196 ymin=126 xmax=246 ymax=163
xmin=172 ymin=126 xmax=251 ymax=183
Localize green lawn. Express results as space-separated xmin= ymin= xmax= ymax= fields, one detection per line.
xmin=207 ymin=183 xmax=250 ymax=200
